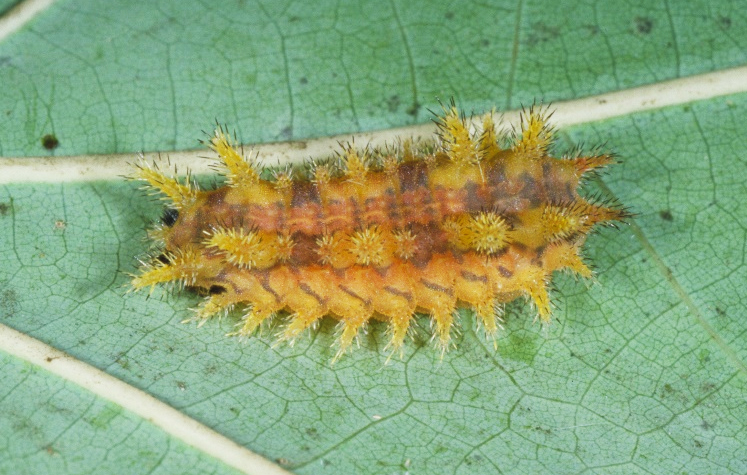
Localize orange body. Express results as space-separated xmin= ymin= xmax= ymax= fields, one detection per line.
xmin=132 ymin=106 xmax=627 ymax=359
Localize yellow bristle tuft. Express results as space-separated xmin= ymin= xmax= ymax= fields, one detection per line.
xmin=572 ymin=154 xmax=615 ymax=176
xmin=230 ymin=305 xmax=276 ymax=338
xmin=401 ymin=139 xmax=414 ymax=162
xmin=315 ymin=233 xmax=351 ymax=268
xmin=439 ymin=106 xmax=478 ymax=165
xmin=431 ymin=307 xmax=455 ymax=357
xmin=392 ymin=229 xmax=417 ymax=260
xmin=349 ymin=227 xmax=386 ymax=266
xmin=315 ymin=233 xmax=339 ymax=265
xmin=334 ymin=316 xmax=369 ymax=363
xmin=188 ymin=293 xmax=235 ymax=324
xmin=442 ymin=215 xmax=472 ymax=250
xmin=380 ymin=152 xmax=399 ymax=175
xmin=342 ymin=146 xmax=368 ymax=185
xmin=210 ymin=128 xmax=260 ymax=187
xmin=146 ymin=225 xmax=168 ymax=246
xmin=281 ymin=311 xmax=322 ymax=344
xmin=544 ymin=242 xmax=593 ymax=279
xmin=272 ymin=167 xmax=294 ymax=191
xmin=274 ymin=234 xmax=296 ymax=262
xmin=586 ymin=203 xmax=629 ymax=226
xmin=474 ymin=299 xmax=502 ymax=345
xmin=384 ymin=316 xmax=411 ymax=360
xmin=523 ymin=268 xmax=552 ymax=322
xmin=131 ymin=248 xmax=202 ymax=292
xmin=479 ymin=110 xmax=502 ymax=160
xmin=514 ymin=106 xmax=553 ymax=158
xmin=134 ymin=162 xmax=197 ymax=210
xmin=205 ymin=228 xmax=276 ymax=269
xmin=541 ymin=202 xmax=592 ymax=242
xmin=311 ymin=162 xmax=332 ymax=186
xmin=465 ymin=212 xmax=512 ymax=254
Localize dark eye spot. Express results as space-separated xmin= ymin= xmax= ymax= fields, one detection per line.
xmin=156 ymin=253 xmax=170 ymax=264
xmin=161 ymin=208 xmax=179 ymax=227
xmin=208 ymin=285 xmax=227 ymax=295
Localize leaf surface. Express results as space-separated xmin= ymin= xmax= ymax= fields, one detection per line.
xmin=1 ymin=1 xmax=746 ymax=474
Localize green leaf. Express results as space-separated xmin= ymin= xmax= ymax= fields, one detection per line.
xmin=1 ymin=1 xmax=746 ymax=474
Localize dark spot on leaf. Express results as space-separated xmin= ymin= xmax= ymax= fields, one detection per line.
xmin=299 ymin=76 xmax=308 ymax=85
xmin=204 ymin=363 xmax=218 ymax=375
xmin=0 ymin=202 xmax=10 ymax=216
xmin=634 ymin=16 xmax=653 ymax=35
xmin=386 ymin=94 xmax=400 ymax=113
xmin=717 ymin=15 xmax=731 ymax=29
xmin=444 ymin=11 xmax=454 ymax=20
xmin=500 ymin=330 xmax=538 ymax=364
xmin=115 ymin=355 xmax=130 ymax=370
xmin=1 ymin=288 xmax=19 ymax=319
xmin=41 ymin=134 xmax=59 ymax=150
xmin=280 ymin=125 xmax=293 ymax=140
xmin=161 ymin=208 xmax=179 ymax=227
xmin=464 ymin=455 xmax=484 ymax=466
xmin=659 ymin=210 xmax=673 ymax=221
xmin=661 ymin=383 xmax=675 ymax=398
xmin=526 ymin=21 xmax=560 ymax=47
xmin=405 ymin=101 xmax=420 ymax=117
xmin=698 ymin=349 xmax=711 ymax=364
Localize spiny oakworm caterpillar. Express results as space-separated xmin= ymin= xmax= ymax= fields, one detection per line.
xmin=130 ymin=104 xmax=629 ymax=361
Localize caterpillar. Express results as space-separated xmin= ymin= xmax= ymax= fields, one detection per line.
xmin=130 ymin=105 xmax=628 ymax=360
